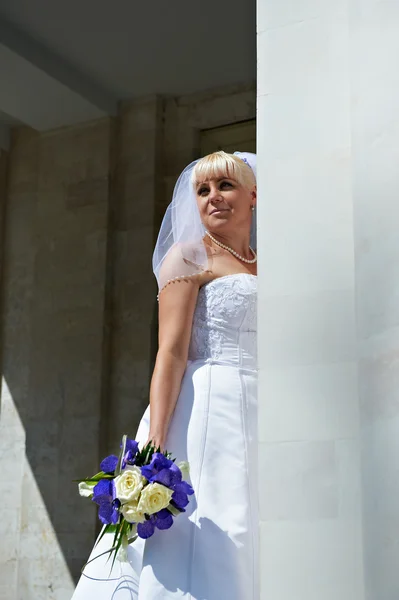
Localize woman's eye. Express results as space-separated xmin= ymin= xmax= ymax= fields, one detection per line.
xmin=220 ymin=181 xmax=232 ymax=189
xmin=198 ymin=187 xmax=209 ymax=195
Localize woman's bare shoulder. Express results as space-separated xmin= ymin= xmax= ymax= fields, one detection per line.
xmin=158 ymin=241 xmax=214 ymax=292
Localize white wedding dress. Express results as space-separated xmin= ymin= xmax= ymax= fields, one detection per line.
xmin=72 ymin=273 xmax=258 ymax=600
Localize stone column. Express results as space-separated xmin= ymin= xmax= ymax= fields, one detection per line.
xmin=257 ymin=1 xmax=364 ymax=598
xmin=108 ymin=96 xmax=163 ymax=452
xmin=350 ymin=1 xmax=399 ymax=597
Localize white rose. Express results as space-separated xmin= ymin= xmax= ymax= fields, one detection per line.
xmin=177 ymin=461 xmax=190 ymax=479
xmin=114 ymin=466 xmax=146 ymax=503
xmin=137 ymin=483 xmax=174 ymax=515
xmin=121 ymin=500 xmax=146 ymax=524
xmin=78 ymin=481 xmax=95 ymax=498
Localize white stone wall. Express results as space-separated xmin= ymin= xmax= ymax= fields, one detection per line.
xmin=257 ymin=0 xmax=364 ymax=598
xmin=350 ymin=1 xmax=399 ymax=597
xmin=257 ymin=0 xmax=399 ymax=598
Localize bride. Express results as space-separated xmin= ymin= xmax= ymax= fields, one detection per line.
xmin=72 ymin=150 xmax=258 ymax=599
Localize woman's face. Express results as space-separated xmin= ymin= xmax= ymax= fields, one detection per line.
xmin=195 ymin=175 xmax=256 ymax=234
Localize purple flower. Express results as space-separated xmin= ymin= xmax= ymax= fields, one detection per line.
xmin=121 ymin=438 xmax=139 ymax=469
xmin=140 ymin=453 xmax=194 ymax=512
xmin=154 ymin=509 xmax=173 ymax=530
xmin=136 ymin=509 xmax=174 ymax=539
xmin=137 ymin=518 xmax=155 ymax=539
xmin=171 ymin=481 xmax=194 ymax=511
xmin=171 ymin=491 xmax=189 ymax=510
xmin=92 ymin=479 xmax=120 ymax=525
xmin=152 ymin=463 xmax=182 ymax=487
xmin=141 ymin=452 xmax=173 ymax=474
xmin=140 ymin=453 xmax=175 ymax=482
xmin=100 ymin=454 xmax=118 ymax=474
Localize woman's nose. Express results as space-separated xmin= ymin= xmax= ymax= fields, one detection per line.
xmin=208 ymin=186 xmax=222 ymax=202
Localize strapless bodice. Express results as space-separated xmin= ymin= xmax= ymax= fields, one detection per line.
xmin=188 ymin=273 xmax=257 ymax=369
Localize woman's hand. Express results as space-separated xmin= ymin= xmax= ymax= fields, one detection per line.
xmin=144 ymin=434 xmax=166 ymax=452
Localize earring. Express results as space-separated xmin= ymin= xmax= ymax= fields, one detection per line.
xmin=251 ymin=206 xmax=255 ymax=212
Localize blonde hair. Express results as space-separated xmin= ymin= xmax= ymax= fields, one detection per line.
xmin=192 ymin=151 xmax=256 ymax=190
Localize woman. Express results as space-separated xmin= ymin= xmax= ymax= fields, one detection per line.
xmin=72 ymin=151 xmax=258 ymax=599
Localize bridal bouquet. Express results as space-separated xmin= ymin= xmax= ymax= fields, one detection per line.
xmin=77 ymin=434 xmax=194 ymax=568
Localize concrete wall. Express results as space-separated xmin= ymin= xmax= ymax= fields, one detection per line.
xmin=0 ymin=84 xmax=255 ymax=600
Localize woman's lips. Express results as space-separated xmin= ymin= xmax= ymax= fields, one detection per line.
xmin=210 ymin=208 xmax=229 ymax=215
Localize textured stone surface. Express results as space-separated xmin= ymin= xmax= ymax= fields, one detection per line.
xmin=107 ymin=96 xmax=162 ymax=454
xmin=0 ymin=130 xmax=38 ymax=600
xmin=0 ymin=121 xmax=112 ymax=598
xmin=30 ymin=119 xmax=113 ymax=591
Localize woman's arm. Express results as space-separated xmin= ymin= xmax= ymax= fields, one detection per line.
xmin=146 ymin=278 xmax=200 ymax=449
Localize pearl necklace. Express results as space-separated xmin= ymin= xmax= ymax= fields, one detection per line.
xmin=206 ymin=231 xmax=257 ymax=264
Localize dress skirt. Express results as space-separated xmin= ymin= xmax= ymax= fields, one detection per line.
xmin=72 ymin=359 xmax=258 ymax=600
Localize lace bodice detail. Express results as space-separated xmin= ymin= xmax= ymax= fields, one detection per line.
xmin=188 ymin=273 xmax=257 ymax=368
